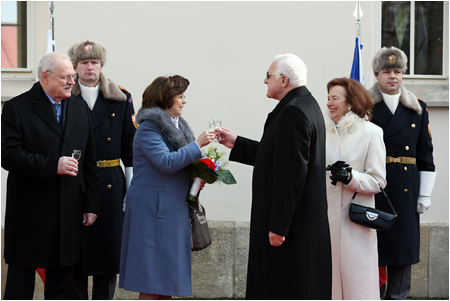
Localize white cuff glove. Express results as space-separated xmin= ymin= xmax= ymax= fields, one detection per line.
xmin=123 ymin=167 xmax=133 ymax=212
xmin=417 ymin=196 xmax=431 ymax=214
xmin=417 ymin=171 xmax=436 ymax=214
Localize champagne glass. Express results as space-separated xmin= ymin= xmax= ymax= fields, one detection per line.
xmin=209 ymin=118 xmax=224 ymax=142
xmin=214 ymin=118 xmax=225 ymax=141
xmin=72 ymin=149 xmax=81 ymax=174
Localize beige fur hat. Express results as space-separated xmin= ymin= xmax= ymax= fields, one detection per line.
xmin=372 ymin=46 xmax=408 ymax=75
xmin=68 ymin=40 xmax=107 ymax=68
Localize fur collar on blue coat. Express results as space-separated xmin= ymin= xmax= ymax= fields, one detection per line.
xmin=135 ymin=107 xmax=195 ymax=151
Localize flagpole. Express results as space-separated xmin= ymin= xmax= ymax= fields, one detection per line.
xmin=46 ymin=1 xmax=54 ymax=54
xmin=355 ymin=1 xmax=361 ymax=38
xmin=350 ymin=1 xmax=364 ymax=85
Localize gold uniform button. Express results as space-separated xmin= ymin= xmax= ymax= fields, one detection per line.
xmin=405 ymin=146 xmax=410 ymax=151
xmin=403 ymin=189 xmax=408 ymax=193
xmin=411 ymin=124 xmax=416 ymax=128
xmin=404 ymin=167 xmax=408 ymax=172
xmin=106 ymin=138 xmax=111 ymax=142
xmin=107 ymin=184 xmax=112 ymax=189
xmin=111 ymin=113 xmax=116 ymax=117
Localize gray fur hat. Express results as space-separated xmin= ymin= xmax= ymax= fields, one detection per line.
xmin=372 ymin=46 xmax=408 ymax=75
xmin=68 ymin=40 xmax=107 ymax=68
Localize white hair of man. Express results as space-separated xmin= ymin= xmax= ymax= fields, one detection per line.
xmin=274 ymin=53 xmax=308 ymax=86
xmin=37 ymin=52 xmax=71 ymax=81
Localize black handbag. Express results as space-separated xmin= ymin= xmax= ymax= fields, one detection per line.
xmin=188 ymin=196 xmax=212 ymax=251
xmin=349 ymin=184 xmax=397 ymax=231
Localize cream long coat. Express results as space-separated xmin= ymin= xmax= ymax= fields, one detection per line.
xmin=325 ymin=111 xmax=387 ymax=300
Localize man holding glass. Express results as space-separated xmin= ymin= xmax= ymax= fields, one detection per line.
xmin=217 ymin=53 xmax=331 ymax=299
xmin=1 ymin=52 xmax=99 ymax=299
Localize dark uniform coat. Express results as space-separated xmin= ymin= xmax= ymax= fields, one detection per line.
xmin=1 ymin=82 xmax=99 ymax=268
xmin=72 ymin=74 xmax=136 ymax=275
xmin=230 ymin=86 xmax=332 ymax=300
xmin=370 ymin=84 xmax=435 ymax=266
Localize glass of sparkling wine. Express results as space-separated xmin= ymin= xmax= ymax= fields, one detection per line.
xmin=72 ymin=149 xmax=81 ymax=174
xmin=209 ymin=117 xmax=224 ymax=142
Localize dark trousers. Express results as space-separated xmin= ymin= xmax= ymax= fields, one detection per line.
xmin=380 ymin=265 xmax=412 ymax=300
xmin=3 ymin=265 xmax=74 ymax=300
xmin=72 ymin=274 xmax=117 ymax=300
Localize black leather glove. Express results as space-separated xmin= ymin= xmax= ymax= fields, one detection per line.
xmin=326 ymin=161 xmax=353 ymax=186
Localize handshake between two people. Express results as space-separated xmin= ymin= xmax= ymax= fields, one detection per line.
xmin=326 ymin=161 xmax=353 ymax=186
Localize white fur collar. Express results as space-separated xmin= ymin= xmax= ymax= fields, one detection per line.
xmin=368 ymin=83 xmax=422 ymax=114
xmin=325 ymin=110 xmax=365 ymax=135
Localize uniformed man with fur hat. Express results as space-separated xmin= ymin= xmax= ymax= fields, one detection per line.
xmin=369 ymin=46 xmax=436 ymax=299
xmin=68 ymin=40 xmax=136 ymax=300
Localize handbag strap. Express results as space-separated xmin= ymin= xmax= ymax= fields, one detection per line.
xmin=378 ymin=184 xmax=397 ymax=216
xmin=351 ymin=183 xmax=397 ymax=217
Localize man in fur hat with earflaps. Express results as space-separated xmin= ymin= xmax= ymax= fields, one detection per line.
xmin=68 ymin=40 xmax=136 ymax=300
xmin=369 ymin=46 xmax=436 ymax=300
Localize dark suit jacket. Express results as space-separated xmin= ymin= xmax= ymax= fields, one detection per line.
xmin=1 ymin=82 xmax=99 ymax=268
xmin=230 ymin=86 xmax=332 ymax=299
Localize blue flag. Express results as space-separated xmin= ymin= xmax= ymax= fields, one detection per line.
xmin=350 ymin=36 xmax=364 ymax=85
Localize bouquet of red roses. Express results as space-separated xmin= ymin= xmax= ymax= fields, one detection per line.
xmin=186 ymin=145 xmax=236 ymax=201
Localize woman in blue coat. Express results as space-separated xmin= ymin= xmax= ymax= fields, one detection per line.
xmin=119 ymin=75 xmax=215 ymax=299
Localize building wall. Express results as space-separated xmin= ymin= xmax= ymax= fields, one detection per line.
xmin=1 ymin=1 xmax=448 ymax=298
xmin=2 ymin=222 xmax=448 ymax=299
xmin=1 ymin=1 xmax=448 ymax=226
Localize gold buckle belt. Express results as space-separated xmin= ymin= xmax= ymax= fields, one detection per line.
xmin=96 ymin=159 xmax=120 ymax=168
xmin=386 ymin=156 xmax=416 ymax=165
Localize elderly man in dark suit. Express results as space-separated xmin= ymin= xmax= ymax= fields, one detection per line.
xmin=1 ymin=52 xmax=100 ymax=300
xmin=217 ymin=53 xmax=331 ymax=299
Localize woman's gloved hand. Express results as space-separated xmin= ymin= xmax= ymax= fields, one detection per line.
xmin=326 ymin=161 xmax=353 ymax=186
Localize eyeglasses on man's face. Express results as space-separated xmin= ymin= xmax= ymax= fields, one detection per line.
xmin=46 ymin=71 xmax=77 ymax=82
xmin=266 ymin=71 xmax=284 ymax=79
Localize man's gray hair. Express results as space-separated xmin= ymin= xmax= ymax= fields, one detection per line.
xmin=37 ymin=52 xmax=71 ymax=81
xmin=274 ymin=53 xmax=307 ymax=86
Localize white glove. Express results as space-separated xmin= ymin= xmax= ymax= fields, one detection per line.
xmin=416 ymin=171 xmax=436 ymax=214
xmin=123 ymin=167 xmax=133 ymax=212
xmin=417 ymin=196 xmax=431 ymax=214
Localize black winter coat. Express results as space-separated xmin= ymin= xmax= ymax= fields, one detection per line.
xmin=1 ymin=82 xmax=99 ymax=268
xmin=370 ymin=84 xmax=435 ymax=266
xmin=72 ymin=75 xmax=136 ymax=275
xmin=230 ymin=86 xmax=332 ymax=300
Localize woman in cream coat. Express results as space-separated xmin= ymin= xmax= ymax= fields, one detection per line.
xmin=325 ymin=78 xmax=387 ymax=300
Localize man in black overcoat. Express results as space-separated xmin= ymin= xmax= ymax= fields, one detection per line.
xmin=369 ymin=46 xmax=436 ymax=299
xmin=217 ymin=53 xmax=331 ymax=299
xmin=67 ymin=40 xmax=136 ymax=300
xmin=1 ymin=52 xmax=100 ymax=299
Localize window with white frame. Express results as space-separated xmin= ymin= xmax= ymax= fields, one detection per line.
xmin=1 ymin=1 xmax=27 ymax=69
xmin=381 ymin=1 xmax=444 ymax=76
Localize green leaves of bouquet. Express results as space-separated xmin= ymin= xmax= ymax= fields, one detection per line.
xmin=187 ymin=145 xmax=237 ymax=185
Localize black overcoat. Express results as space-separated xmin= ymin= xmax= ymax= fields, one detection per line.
xmin=73 ymin=78 xmax=136 ymax=275
xmin=370 ymin=84 xmax=435 ymax=266
xmin=230 ymin=86 xmax=332 ymax=300
xmin=1 ymin=82 xmax=99 ymax=268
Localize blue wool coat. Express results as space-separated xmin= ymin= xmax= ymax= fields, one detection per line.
xmin=119 ymin=107 xmax=201 ymax=296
